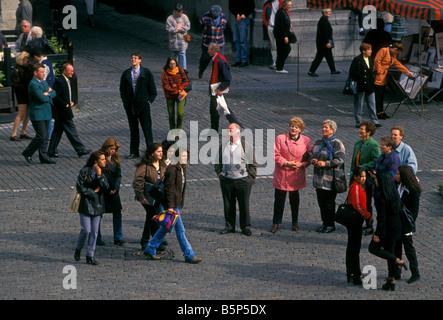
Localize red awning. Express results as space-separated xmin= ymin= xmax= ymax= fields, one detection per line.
xmin=306 ymin=0 xmax=443 ymax=20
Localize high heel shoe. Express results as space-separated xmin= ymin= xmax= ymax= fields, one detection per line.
xmin=347 ymin=274 xmax=353 ymax=283
xmin=353 ymin=275 xmax=363 ymax=285
xmin=381 ymin=278 xmax=395 ymax=291
xmin=396 ymin=259 xmax=408 ymax=270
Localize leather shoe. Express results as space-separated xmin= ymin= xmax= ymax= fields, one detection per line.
xmin=77 ymin=149 xmax=91 ymax=157
xmin=41 ymin=158 xmax=56 ymax=164
xmin=322 ymin=226 xmax=336 ymax=233
xmin=23 ymin=155 xmax=35 ymax=164
xmin=10 ymin=136 xmax=20 ymax=141
xmin=126 ymin=154 xmax=140 ymax=159
xmin=231 ymin=61 xmax=242 ymax=67
xmin=144 ymin=252 xmax=160 ymax=260
xmin=331 ymin=70 xmax=341 ymax=74
xmin=19 ymin=134 xmax=33 ymax=140
xmin=185 ymin=256 xmax=202 ymax=264
xmin=74 ymin=249 xmax=81 ymax=261
xmin=86 ymin=256 xmax=99 ymax=265
xmin=238 ymin=62 xmax=249 ymax=67
xmin=48 ymin=153 xmax=59 ymax=158
xmin=114 ymin=240 xmax=125 ymax=246
xmin=219 ymin=228 xmax=235 ymax=235
xmin=270 ymin=224 xmax=279 ymax=233
xmin=241 ymin=229 xmax=252 ymax=236
xmin=308 ymin=72 xmax=319 ymax=77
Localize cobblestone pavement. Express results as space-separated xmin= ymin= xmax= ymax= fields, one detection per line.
xmin=0 ymin=3 xmax=442 ymax=302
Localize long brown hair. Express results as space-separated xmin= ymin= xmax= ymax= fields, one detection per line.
xmin=100 ymin=137 xmax=121 ymax=165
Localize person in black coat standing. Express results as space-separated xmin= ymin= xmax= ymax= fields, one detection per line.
xmin=47 ymin=63 xmax=91 ymax=158
xmin=308 ymin=8 xmax=340 ymax=77
xmin=349 ymin=43 xmax=381 ymax=128
xmin=273 ymin=0 xmax=292 ymax=73
xmin=120 ymin=53 xmax=157 ymax=159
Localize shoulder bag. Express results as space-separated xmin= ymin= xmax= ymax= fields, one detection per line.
xmin=332 ymin=166 xmax=347 ymax=193
xmin=69 ymin=188 xmax=81 ymax=212
xmin=334 ymin=193 xmax=355 ymax=227
xmin=288 ymin=30 xmax=297 ymax=44
xmin=143 ymin=165 xmax=165 ymax=207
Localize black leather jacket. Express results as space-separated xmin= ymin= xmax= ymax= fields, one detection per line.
xmin=76 ymin=167 xmax=109 ymax=216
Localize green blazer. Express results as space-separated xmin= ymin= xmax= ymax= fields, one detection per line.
xmin=350 ymin=136 xmax=380 ymax=174
xmin=28 ymin=77 xmax=56 ymax=121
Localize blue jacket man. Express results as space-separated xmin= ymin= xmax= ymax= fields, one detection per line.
xmin=22 ymin=63 xmax=56 ymax=164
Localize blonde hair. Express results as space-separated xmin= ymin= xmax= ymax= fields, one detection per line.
xmin=289 ymin=117 xmax=305 ymax=132
xmin=101 ymin=137 xmax=121 ymax=165
xmin=16 ymin=51 xmax=30 ymax=66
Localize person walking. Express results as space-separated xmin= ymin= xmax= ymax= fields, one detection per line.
xmin=271 ymin=117 xmax=311 ymax=233
xmin=273 ymin=0 xmax=293 ymax=73
xmin=394 ymin=164 xmax=421 ymax=284
xmin=74 ymin=151 xmax=110 ymax=265
xmin=308 ymin=8 xmax=340 ymax=77
xmin=368 ymin=170 xmax=407 ymax=291
xmin=144 ymin=149 xmax=202 ymax=264
xmin=262 ymin=0 xmax=283 ymax=70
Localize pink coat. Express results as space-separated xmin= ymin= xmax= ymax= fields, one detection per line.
xmin=273 ymin=133 xmax=311 ymax=191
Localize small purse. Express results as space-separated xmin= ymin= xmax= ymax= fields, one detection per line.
xmin=152 ymin=209 xmax=179 ymax=233
xmin=288 ymin=31 xmax=297 ymax=44
xmin=343 ymin=77 xmax=358 ymax=95
xmin=69 ymin=189 xmax=81 ymax=212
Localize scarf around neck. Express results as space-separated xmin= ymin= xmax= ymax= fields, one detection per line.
xmin=318 ymin=134 xmax=336 ymax=160
xmin=167 ymin=67 xmax=179 ymax=76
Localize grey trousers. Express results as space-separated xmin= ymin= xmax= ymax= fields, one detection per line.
xmin=76 ymin=213 xmax=101 ymax=257
xmin=354 ymin=92 xmax=379 ymax=125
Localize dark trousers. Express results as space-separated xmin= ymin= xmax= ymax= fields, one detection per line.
xmin=368 ymin=235 xmax=401 ymax=278
xmin=140 ymin=203 xmax=160 ymax=249
xmin=219 ymin=176 xmax=252 ymax=231
xmin=309 ymin=47 xmax=336 ymax=73
xmin=315 ymin=188 xmax=337 ymax=227
xmin=22 ymin=120 xmax=50 ymax=161
xmin=374 ymin=84 xmax=385 ymax=114
xmin=48 ymin=118 xmax=85 ymax=155
xmin=275 ymin=38 xmax=291 ymax=71
xmin=346 ymin=215 xmax=364 ymax=277
xmin=272 ymin=188 xmax=300 ymax=225
xmin=209 ymin=95 xmax=242 ymax=132
xmin=394 ymin=234 xmax=419 ymax=275
xmin=124 ymin=106 xmax=153 ymax=156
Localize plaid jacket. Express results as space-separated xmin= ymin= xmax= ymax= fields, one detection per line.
xmin=200 ymin=12 xmax=227 ymax=47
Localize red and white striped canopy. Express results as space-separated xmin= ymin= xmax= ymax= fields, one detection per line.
xmin=306 ymin=0 xmax=443 ymax=20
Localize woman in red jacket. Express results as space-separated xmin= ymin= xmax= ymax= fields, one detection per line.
xmin=161 ymin=56 xmax=189 ymax=131
xmin=346 ymin=166 xmax=373 ymax=285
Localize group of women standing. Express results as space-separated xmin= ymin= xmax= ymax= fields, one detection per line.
xmin=271 ymin=117 xmax=421 ymax=290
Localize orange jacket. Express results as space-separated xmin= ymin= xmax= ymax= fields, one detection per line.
xmin=374 ymin=47 xmax=409 ymax=86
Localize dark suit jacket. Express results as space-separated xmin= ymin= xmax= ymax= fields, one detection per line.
xmin=163 ymin=164 xmax=186 ymax=209
xmin=53 ymin=75 xmax=75 ymax=121
xmin=316 ymin=15 xmax=333 ymax=48
xmin=120 ymin=65 xmax=157 ymax=115
xmin=273 ymin=7 xmax=291 ymax=40
xmin=349 ymin=54 xmax=376 ymax=93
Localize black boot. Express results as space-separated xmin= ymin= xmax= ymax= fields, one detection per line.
xmin=74 ymin=249 xmax=81 ymax=261
xmin=381 ymin=278 xmax=395 ymax=291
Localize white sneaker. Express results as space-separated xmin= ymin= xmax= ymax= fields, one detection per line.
xmin=276 ymin=69 xmax=288 ymax=74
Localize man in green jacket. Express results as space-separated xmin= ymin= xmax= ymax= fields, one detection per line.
xmin=22 ymin=63 xmax=56 ymax=164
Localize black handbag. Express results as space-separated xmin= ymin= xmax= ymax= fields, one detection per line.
xmin=400 ymin=202 xmax=416 ymax=233
xmin=343 ymin=77 xmax=358 ymax=95
xmin=333 ymin=167 xmax=347 ymax=193
xmin=288 ymin=31 xmax=297 ymax=44
xmin=144 ymin=179 xmax=164 ymax=207
xmin=334 ymin=193 xmax=355 ymax=227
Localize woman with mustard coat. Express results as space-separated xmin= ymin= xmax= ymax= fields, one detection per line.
xmin=373 ymin=43 xmax=413 ymax=119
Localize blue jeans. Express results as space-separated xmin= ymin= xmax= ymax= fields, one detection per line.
xmin=233 ymin=17 xmax=250 ymax=63
xmin=353 ymin=92 xmax=379 ymax=125
xmin=171 ymin=49 xmax=187 ymax=70
xmin=144 ymin=207 xmax=195 ymax=259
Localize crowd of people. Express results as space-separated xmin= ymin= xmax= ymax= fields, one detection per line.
xmin=4 ymin=2 xmax=423 ymax=290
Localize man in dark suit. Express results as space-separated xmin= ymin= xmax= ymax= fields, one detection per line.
xmin=47 ymin=63 xmax=90 ymax=158
xmin=120 ymin=53 xmax=157 ymax=159
xmin=22 ymin=63 xmax=56 ymax=164
xmin=308 ymin=8 xmax=340 ymax=77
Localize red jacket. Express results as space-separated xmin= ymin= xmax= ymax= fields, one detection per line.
xmin=348 ymin=181 xmax=371 ymax=219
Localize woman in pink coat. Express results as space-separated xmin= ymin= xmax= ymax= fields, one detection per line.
xmin=271 ymin=117 xmax=311 ymax=233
